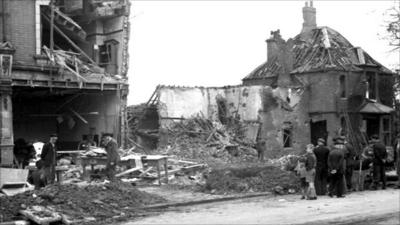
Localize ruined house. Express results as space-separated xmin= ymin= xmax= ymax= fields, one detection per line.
xmin=134 ymin=2 xmax=395 ymax=156
xmin=243 ymin=1 xmax=395 ymax=149
xmin=0 ymin=0 xmax=130 ymax=165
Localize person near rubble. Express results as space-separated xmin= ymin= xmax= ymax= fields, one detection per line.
xmin=328 ymin=137 xmax=346 ymax=198
xmin=295 ymin=156 xmax=308 ymax=199
xmin=304 ymin=144 xmax=317 ymax=200
xmin=102 ymin=133 xmax=120 ymax=182
xmin=13 ymin=138 xmax=36 ymax=168
xmin=344 ymin=138 xmax=356 ymax=191
xmin=31 ymin=160 xmax=47 ymax=189
xmin=313 ymin=138 xmax=329 ymax=195
xmin=370 ymin=134 xmax=387 ymax=190
xmin=41 ymin=134 xmax=58 ymax=184
xmin=255 ymin=139 xmax=266 ymax=161
xmin=393 ymin=133 xmax=400 ymax=188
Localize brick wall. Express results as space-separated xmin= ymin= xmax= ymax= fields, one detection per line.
xmin=8 ymin=0 xmax=36 ymax=64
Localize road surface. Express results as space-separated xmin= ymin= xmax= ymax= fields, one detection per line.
xmin=124 ymin=189 xmax=399 ymax=224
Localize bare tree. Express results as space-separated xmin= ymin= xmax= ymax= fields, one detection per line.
xmin=384 ymin=1 xmax=400 ymax=134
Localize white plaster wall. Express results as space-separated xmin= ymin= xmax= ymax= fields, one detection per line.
xmin=158 ymin=85 xmax=265 ymax=128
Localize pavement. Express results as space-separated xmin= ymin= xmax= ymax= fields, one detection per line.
xmin=122 ymin=189 xmax=400 ymax=224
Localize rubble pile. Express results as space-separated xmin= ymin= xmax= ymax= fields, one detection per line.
xmin=202 ymin=165 xmax=300 ymax=194
xmin=269 ymin=154 xmax=301 ymax=171
xmin=160 ymin=116 xmax=259 ymax=167
xmin=0 ymin=182 xmax=165 ymax=224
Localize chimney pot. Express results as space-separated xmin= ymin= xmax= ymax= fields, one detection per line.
xmin=301 ymin=1 xmax=317 ymax=33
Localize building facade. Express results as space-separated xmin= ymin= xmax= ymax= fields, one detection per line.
xmin=0 ymin=0 xmax=130 ymax=165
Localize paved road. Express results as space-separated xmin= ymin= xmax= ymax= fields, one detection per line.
xmin=124 ymin=189 xmax=399 ymax=224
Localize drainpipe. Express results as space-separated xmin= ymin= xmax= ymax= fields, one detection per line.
xmin=2 ymin=0 xmax=6 ymax=42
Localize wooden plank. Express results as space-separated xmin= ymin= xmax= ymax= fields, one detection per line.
xmin=115 ymin=167 xmax=142 ymax=178
xmin=69 ymin=108 xmax=88 ymax=124
xmin=168 ymin=159 xmax=198 ymax=165
xmin=138 ymin=166 xmax=154 ymax=177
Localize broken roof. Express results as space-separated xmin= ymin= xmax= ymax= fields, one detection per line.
xmin=243 ymin=26 xmax=393 ymax=81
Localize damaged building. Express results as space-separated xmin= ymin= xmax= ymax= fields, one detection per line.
xmin=134 ymin=1 xmax=395 ymax=156
xmin=243 ymin=1 xmax=395 ymax=149
xmin=0 ymin=0 xmax=130 ymax=165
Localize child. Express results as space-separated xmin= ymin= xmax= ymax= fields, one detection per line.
xmin=295 ymin=157 xmax=308 ymax=199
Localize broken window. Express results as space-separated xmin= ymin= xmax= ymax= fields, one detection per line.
xmin=283 ymin=122 xmax=293 ymax=148
xmin=340 ymin=117 xmax=347 ymax=136
xmin=366 ymin=72 xmax=376 ymax=100
xmin=339 ymin=75 xmax=346 ymax=98
xmin=381 ymin=116 xmax=391 ymax=146
xmin=216 ymin=98 xmax=228 ymax=125
xmin=99 ymin=40 xmax=119 ymax=74
xmin=0 ymin=54 xmax=12 ymax=77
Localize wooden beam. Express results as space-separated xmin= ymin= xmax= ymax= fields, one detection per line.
xmin=69 ymin=108 xmax=88 ymax=124
xmin=41 ymin=12 xmax=96 ymax=65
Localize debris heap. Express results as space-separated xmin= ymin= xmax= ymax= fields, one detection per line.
xmin=0 ymin=182 xmax=165 ymax=224
xmin=203 ymin=165 xmax=300 ymax=194
xmin=159 ymin=116 xmax=258 ymax=167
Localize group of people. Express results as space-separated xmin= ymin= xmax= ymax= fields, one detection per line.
xmin=296 ymin=134 xmax=391 ymax=200
xmin=30 ymin=133 xmax=120 ymax=189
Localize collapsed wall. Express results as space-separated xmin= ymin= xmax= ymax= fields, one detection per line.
xmin=155 ymin=85 xmax=309 ymax=157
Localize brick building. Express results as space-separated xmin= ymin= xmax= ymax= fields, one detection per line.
xmin=243 ymin=1 xmax=395 ymax=150
xmin=0 ymin=0 xmax=130 ymax=165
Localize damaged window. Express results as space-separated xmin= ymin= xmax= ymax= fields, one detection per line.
xmin=283 ymin=122 xmax=293 ymax=148
xmin=99 ymin=40 xmax=119 ymax=74
xmin=339 ymin=75 xmax=346 ymax=98
xmin=382 ymin=116 xmax=391 ymax=146
xmin=216 ymin=98 xmax=228 ymax=125
xmin=366 ymin=72 xmax=376 ymax=100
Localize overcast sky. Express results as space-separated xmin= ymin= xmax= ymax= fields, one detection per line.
xmin=128 ymin=0 xmax=399 ymax=105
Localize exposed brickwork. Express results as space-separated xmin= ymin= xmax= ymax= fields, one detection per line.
xmin=8 ymin=0 xmax=36 ymax=64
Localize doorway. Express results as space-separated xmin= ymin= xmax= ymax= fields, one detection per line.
xmin=310 ymin=120 xmax=327 ymax=146
xmin=363 ymin=116 xmax=380 ymax=140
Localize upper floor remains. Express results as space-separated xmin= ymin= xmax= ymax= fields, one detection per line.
xmin=0 ymin=0 xmax=130 ymax=87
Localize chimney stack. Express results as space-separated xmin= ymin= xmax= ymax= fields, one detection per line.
xmin=266 ymin=30 xmax=283 ymax=62
xmin=301 ymin=1 xmax=316 ymax=33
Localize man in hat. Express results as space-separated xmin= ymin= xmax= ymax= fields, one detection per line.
xmin=41 ymin=134 xmax=58 ymax=184
xmin=344 ymin=138 xmax=356 ymax=191
xmin=102 ymin=133 xmax=120 ymax=181
xmin=370 ymin=134 xmax=387 ymax=190
xmin=328 ymin=136 xmax=346 ymax=197
xmin=313 ymin=138 xmax=330 ymax=195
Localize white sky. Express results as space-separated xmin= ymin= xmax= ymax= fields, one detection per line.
xmin=128 ymin=0 xmax=399 ymax=105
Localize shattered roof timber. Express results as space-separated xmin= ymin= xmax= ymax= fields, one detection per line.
xmin=243 ymin=26 xmax=393 ymax=81
xmin=43 ymin=6 xmax=87 ymax=41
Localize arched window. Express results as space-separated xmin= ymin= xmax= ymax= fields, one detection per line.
xmin=339 ymin=75 xmax=346 ymax=98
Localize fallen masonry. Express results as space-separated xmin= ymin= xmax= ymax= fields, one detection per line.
xmin=0 ymin=182 xmax=165 ymax=224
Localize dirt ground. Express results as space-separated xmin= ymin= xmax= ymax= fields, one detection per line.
xmin=123 ymin=189 xmax=400 ymax=225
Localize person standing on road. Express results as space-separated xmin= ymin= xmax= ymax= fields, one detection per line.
xmin=394 ymin=133 xmax=400 ymax=188
xmin=313 ymin=138 xmax=330 ymax=195
xmin=328 ymin=137 xmax=346 ymax=198
xmin=41 ymin=134 xmax=58 ymax=184
xmin=370 ymin=134 xmax=387 ymax=190
xmin=255 ymin=139 xmax=266 ymax=162
xmin=295 ymin=156 xmax=308 ymax=199
xmin=102 ymin=133 xmax=120 ymax=182
xmin=305 ymin=144 xmax=317 ymax=200
xmin=344 ymin=139 xmax=356 ymax=191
